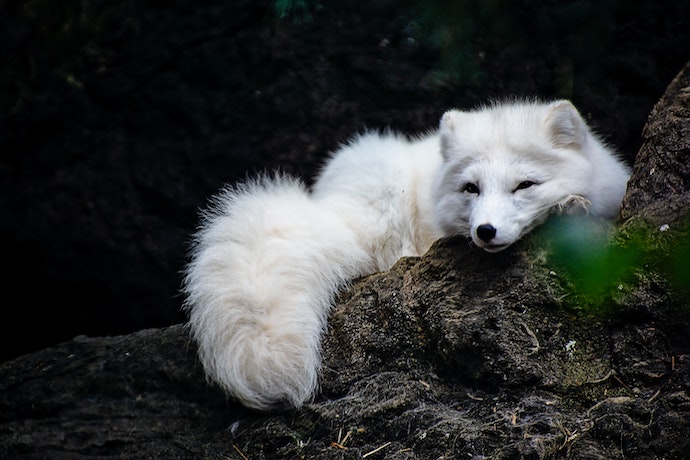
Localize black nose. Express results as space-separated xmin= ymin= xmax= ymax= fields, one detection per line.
xmin=477 ymin=224 xmax=497 ymax=242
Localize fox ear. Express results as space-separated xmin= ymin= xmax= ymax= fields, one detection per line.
xmin=546 ymin=100 xmax=587 ymax=149
xmin=440 ymin=110 xmax=460 ymax=133
xmin=439 ymin=110 xmax=465 ymax=160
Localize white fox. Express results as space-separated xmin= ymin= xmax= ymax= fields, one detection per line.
xmin=183 ymin=100 xmax=631 ymax=410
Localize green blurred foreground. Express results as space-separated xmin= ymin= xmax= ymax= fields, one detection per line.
xmin=544 ymin=216 xmax=690 ymax=315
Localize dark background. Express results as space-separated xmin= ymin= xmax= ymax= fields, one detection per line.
xmin=1 ymin=0 xmax=689 ymax=363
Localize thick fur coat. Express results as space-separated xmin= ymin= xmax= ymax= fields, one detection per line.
xmin=183 ymin=100 xmax=631 ymax=410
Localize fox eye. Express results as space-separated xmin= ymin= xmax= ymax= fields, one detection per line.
xmin=462 ymin=183 xmax=480 ymax=194
xmin=514 ymin=180 xmax=536 ymax=192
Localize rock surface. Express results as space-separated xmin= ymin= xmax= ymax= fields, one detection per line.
xmin=1 ymin=58 xmax=689 ymax=460
xmin=620 ymin=59 xmax=690 ymax=225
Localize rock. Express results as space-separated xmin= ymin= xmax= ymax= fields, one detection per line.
xmin=2 ymin=59 xmax=690 ymax=459
xmin=621 ymin=59 xmax=690 ymax=225
xmin=0 ymin=326 xmax=234 ymax=459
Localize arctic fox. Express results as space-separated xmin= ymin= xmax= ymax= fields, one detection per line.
xmin=183 ymin=100 xmax=630 ymax=410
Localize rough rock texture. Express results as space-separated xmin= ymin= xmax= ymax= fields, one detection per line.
xmin=1 ymin=61 xmax=690 ymax=460
xmin=0 ymin=326 xmax=235 ymax=459
xmin=620 ymin=60 xmax=690 ymax=225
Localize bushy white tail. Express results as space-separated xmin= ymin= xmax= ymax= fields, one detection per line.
xmin=183 ymin=175 xmax=371 ymax=410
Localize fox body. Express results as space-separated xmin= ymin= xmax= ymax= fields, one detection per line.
xmin=184 ymin=100 xmax=630 ymax=410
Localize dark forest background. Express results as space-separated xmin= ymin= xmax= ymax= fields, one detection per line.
xmin=1 ymin=0 xmax=689 ymax=362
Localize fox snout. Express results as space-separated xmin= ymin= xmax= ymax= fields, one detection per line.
xmin=476 ymin=223 xmax=497 ymax=242
xmin=473 ymin=223 xmax=512 ymax=253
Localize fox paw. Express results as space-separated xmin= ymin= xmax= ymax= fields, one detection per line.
xmin=553 ymin=195 xmax=591 ymax=216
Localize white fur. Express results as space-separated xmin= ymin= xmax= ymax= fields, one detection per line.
xmin=433 ymin=100 xmax=631 ymax=251
xmin=183 ymin=100 xmax=630 ymax=410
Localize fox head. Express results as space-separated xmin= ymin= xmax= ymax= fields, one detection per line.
xmin=432 ymin=100 xmax=601 ymax=252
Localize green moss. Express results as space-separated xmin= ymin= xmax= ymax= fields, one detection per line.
xmin=539 ymin=215 xmax=690 ymax=316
